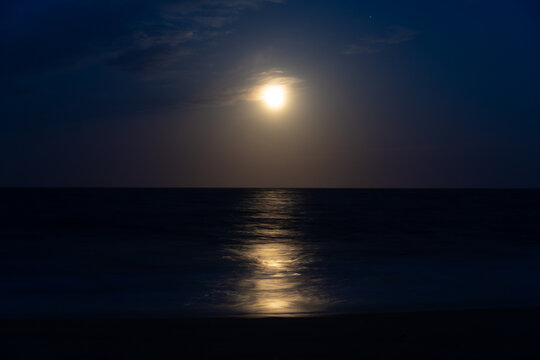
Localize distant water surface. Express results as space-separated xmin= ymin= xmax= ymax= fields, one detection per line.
xmin=1 ymin=189 xmax=539 ymax=318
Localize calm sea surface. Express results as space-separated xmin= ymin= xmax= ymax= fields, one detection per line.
xmin=1 ymin=189 xmax=539 ymax=318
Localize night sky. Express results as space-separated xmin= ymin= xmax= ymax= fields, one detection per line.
xmin=1 ymin=0 xmax=539 ymax=187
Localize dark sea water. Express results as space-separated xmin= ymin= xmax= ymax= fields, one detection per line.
xmin=1 ymin=189 xmax=539 ymax=318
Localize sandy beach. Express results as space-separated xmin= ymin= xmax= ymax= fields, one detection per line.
xmin=2 ymin=307 xmax=540 ymax=359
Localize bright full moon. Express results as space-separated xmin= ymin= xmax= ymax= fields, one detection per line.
xmin=262 ymin=85 xmax=285 ymax=109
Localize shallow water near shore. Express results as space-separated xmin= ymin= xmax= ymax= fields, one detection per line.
xmin=1 ymin=188 xmax=539 ymax=318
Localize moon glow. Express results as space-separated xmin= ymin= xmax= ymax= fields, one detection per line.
xmin=262 ymin=85 xmax=285 ymax=109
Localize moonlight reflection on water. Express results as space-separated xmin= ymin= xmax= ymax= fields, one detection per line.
xmin=224 ymin=190 xmax=331 ymax=316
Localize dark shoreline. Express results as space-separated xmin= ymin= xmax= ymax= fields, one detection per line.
xmin=3 ymin=307 xmax=540 ymax=359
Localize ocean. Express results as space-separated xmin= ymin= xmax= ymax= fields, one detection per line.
xmin=1 ymin=188 xmax=539 ymax=318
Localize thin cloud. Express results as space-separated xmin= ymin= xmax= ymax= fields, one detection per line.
xmin=344 ymin=26 xmax=416 ymax=55
xmin=109 ymin=1 xmax=286 ymax=72
xmin=193 ymin=68 xmax=304 ymax=106
xmin=169 ymin=0 xmax=286 ymax=14
xmin=107 ymin=45 xmax=192 ymax=72
xmin=1 ymin=0 xmax=286 ymax=76
xmin=194 ymin=15 xmax=237 ymax=28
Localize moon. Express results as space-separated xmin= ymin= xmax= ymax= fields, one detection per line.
xmin=262 ymin=85 xmax=285 ymax=109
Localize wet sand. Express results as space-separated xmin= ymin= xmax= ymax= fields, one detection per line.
xmin=2 ymin=307 xmax=540 ymax=359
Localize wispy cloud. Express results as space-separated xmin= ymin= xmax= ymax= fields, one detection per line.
xmin=193 ymin=68 xmax=303 ymax=106
xmin=344 ymin=26 xmax=416 ymax=55
xmin=168 ymin=0 xmax=286 ymax=14
xmin=1 ymin=0 xmax=286 ymax=76
xmin=107 ymin=0 xmax=286 ymax=72
xmin=193 ymin=15 xmax=236 ymax=28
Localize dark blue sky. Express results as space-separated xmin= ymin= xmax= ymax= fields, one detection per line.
xmin=1 ymin=0 xmax=539 ymax=187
